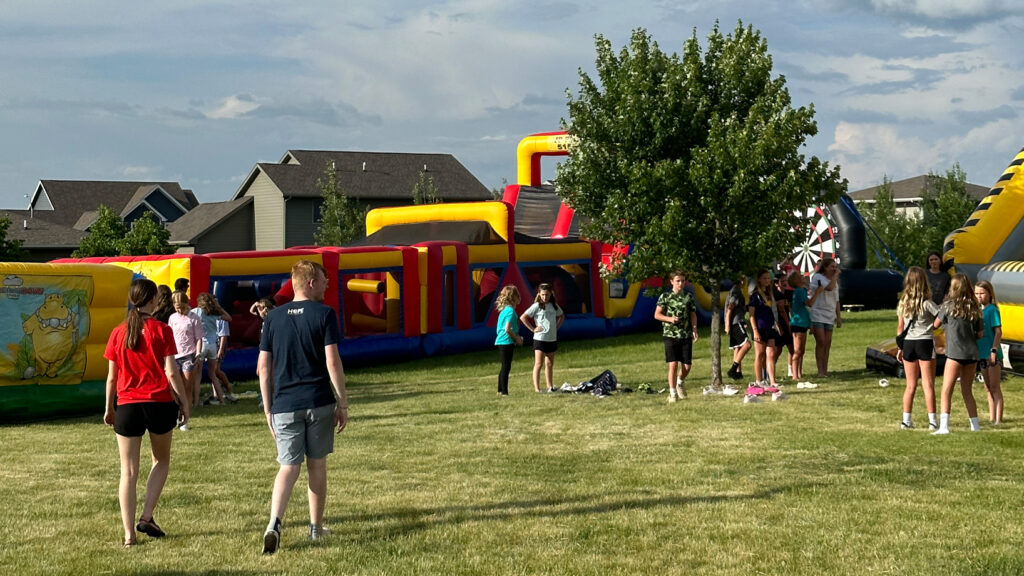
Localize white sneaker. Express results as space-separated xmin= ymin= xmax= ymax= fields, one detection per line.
xmin=771 ymin=391 xmax=787 ymax=401
xmin=677 ymin=377 xmax=683 ymax=386
xmin=702 ymin=385 xmax=722 ymax=395
xmin=667 ymin=394 xmax=677 ymax=403
xmin=721 ymin=385 xmax=739 ymax=396
xmin=797 ymin=382 xmax=818 ymax=389
xmin=743 ymin=394 xmax=761 ymax=404
xmin=179 ymin=423 xmax=189 ymax=431
xmin=931 ymin=427 xmax=950 ymax=435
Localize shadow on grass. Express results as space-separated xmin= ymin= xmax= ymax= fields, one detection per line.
xmin=328 ymin=482 xmax=821 ymax=542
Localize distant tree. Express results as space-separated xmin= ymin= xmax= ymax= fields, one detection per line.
xmin=314 ymin=162 xmax=364 ymax=246
xmin=858 ymin=178 xmax=925 ymax=269
xmin=73 ymin=205 xmax=127 ymax=258
xmin=490 ymin=178 xmax=509 ymax=200
xmin=920 ymin=163 xmax=978 ymax=261
xmin=0 ymin=215 xmax=27 ymax=261
xmin=411 ymin=172 xmax=441 ymax=205
xmin=557 ymin=24 xmax=843 ymax=386
xmin=120 ymin=211 xmax=175 ymax=256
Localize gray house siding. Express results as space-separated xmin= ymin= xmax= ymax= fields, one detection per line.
xmin=243 ymin=172 xmax=285 ymax=251
xmin=285 ymin=197 xmax=318 ymax=247
xmin=194 ymin=207 xmax=254 ymax=253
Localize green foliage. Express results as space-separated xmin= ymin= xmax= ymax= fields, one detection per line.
xmin=72 ymin=205 xmax=126 ymax=257
xmin=860 ymin=165 xmax=978 ymax=269
xmin=120 ymin=211 xmax=175 ymax=256
xmin=411 ymin=171 xmax=441 ymax=204
xmin=0 ymin=215 xmax=27 ymax=261
xmin=314 ymin=162 xmax=365 ymax=246
xmin=558 ymin=23 xmax=844 ymax=287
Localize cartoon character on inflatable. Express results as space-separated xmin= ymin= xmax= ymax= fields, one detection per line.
xmin=22 ymin=293 xmax=78 ymax=378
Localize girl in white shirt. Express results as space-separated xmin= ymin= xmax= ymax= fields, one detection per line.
xmin=520 ymin=283 xmax=565 ymax=393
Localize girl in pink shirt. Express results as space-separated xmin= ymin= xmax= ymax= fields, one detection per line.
xmin=168 ymin=291 xmax=204 ymax=427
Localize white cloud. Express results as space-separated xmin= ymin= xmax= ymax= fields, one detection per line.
xmin=205 ymin=95 xmax=261 ymax=120
xmin=117 ymin=165 xmax=159 ymax=178
xmin=868 ymin=0 xmax=1006 ymax=20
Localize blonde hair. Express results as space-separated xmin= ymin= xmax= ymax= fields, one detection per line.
xmin=292 ymin=260 xmax=327 ymax=289
xmin=495 ymin=285 xmax=520 ymax=310
xmin=975 ymin=280 xmax=998 ymax=306
xmin=786 ymin=271 xmax=804 ymax=288
xmin=897 ymin=266 xmax=931 ymax=318
xmin=944 ymin=273 xmax=982 ymax=321
xmin=171 ymin=290 xmax=189 ymax=310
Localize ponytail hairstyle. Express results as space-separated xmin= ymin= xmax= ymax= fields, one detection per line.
xmin=197 ymin=292 xmax=222 ymax=315
xmin=534 ymin=283 xmax=559 ymax=311
xmin=125 ymin=278 xmax=158 ymax=350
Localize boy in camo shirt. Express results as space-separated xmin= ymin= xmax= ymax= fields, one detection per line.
xmin=654 ymin=270 xmax=698 ymax=402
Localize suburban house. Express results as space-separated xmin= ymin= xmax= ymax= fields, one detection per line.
xmin=232 ymin=150 xmax=493 ymax=250
xmin=849 ymin=175 xmax=989 ymax=218
xmin=4 ymin=180 xmax=201 ymax=261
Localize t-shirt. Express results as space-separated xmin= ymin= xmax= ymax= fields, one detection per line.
xmin=977 ymin=304 xmax=1002 ymax=359
xmin=901 ymin=300 xmax=939 ymax=341
xmin=748 ymin=290 xmax=776 ymax=332
xmin=523 ymin=302 xmax=563 ymax=342
xmin=926 ymin=269 xmax=951 ymax=305
xmin=937 ymin=304 xmax=982 ymax=362
xmin=656 ymin=290 xmax=696 ymax=340
xmin=196 ymin=308 xmax=222 ymax=351
xmin=790 ymin=288 xmax=810 ymax=328
xmin=726 ymin=288 xmax=746 ymax=327
xmin=168 ymin=310 xmax=203 ymax=358
xmin=809 ymin=273 xmax=838 ymax=325
xmin=773 ymin=286 xmax=791 ymax=332
xmin=259 ymin=300 xmax=341 ymax=414
xmin=104 ymin=318 xmax=178 ymax=405
xmin=495 ymin=306 xmax=518 ymax=345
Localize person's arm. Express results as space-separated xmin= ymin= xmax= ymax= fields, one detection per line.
xmin=835 ymin=297 xmax=842 ymax=328
xmin=748 ymin=303 xmax=760 ymax=343
xmin=519 ymin=310 xmax=538 ymax=333
xmin=164 ymin=354 xmax=190 ymax=423
xmin=690 ymin=310 xmax=698 ymax=343
xmin=504 ymin=320 xmax=523 ymax=345
xmin=103 ymin=360 xmax=118 ymax=427
xmin=654 ymin=305 xmax=676 ymax=325
xmin=218 ymin=335 xmax=228 ymax=360
xmin=991 ymin=325 xmax=1002 ymax=363
xmin=193 ymin=318 xmax=204 ymax=360
xmin=776 ymin=297 xmax=790 ymax=331
xmin=217 ymin=305 xmax=232 ymax=322
xmin=325 ymin=343 xmax=348 ymax=433
xmin=724 ymin=304 xmax=733 ymax=334
xmin=249 ymin=302 xmax=260 ymax=316
xmin=258 ymin=350 xmax=275 ymax=437
xmin=555 ymin=307 xmax=564 ymax=330
xmin=806 ymin=285 xmax=824 ymax=307
xmin=896 ymin=314 xmax=906 ymax=361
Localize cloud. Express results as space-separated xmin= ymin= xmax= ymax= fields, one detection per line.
xmin=206 ymin=94 xmax=261 ymax=120
xmin=117 ymin=165 xmax=159 ymax=178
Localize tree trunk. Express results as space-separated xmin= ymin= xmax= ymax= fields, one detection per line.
xmin=709 ymin=277 xmax=722 ymax=388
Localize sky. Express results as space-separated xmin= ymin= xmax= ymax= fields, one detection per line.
xmin=0 ymin=0 xmax=1021 ymax=208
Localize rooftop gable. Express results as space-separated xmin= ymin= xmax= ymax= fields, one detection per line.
xmin=850 ymin=174 xmax=989 ymax=203
xmin=32 ymin=180 xmax=199 ymax=227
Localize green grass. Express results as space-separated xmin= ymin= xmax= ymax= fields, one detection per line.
xmin=2 ymin=308 xmax=1023 ymax=575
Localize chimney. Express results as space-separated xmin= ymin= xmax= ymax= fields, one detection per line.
xmin=423 ymin=164 xmax=428 ymax=172
xmin=23 ymin=219 xmax=28 ymax=229
xmin=362 ymin=161 xmax=366 ymax=172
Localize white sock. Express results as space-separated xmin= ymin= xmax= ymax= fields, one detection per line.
xmin=670 ymin=388 xmax=678 ymax=398
xmin=928 ymin=413 xmax=937 ymax=426
xmin=969 ymin=417 xmax=981 ymax=431
xmin=939 ymin=413 xmax=950 ymax=430
xmin=787 ymin=366 xmax=793 ymax=377
xmin=902 ymin=412 xmax=912 ymax=425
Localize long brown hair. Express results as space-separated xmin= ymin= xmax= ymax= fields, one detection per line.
xmin=897 ymin=266 xmax=932 ymax=318
xmin=945 ymin=273 xmax=982 ymax=321
xmin=126 ymin=278 xmax=157 ymax=350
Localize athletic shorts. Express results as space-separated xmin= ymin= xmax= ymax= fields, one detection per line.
xmin=175 ymin=355 xmax=197 ymax=374
xmin=197 ymin=347 xmax=218 ymax=362
xmin=775 ymin=329 xmax=793 ymax=348
xmin=272 ymin=403 xmax=336 ymax=465
xmin=791 ymin=325 xmax=809 ymax=334
xmin=728 ymin=324 xmax=748 ymax=349
xmin=533 ymin=340 xmax=558 ymax=354
xmin=901 ymin=339 xmax=934 ymax=362
xmin=811 ymin=321 xmax=834 ymax=331
xmin=114 ymin=401 xmax=179 ymax=437
xmin=755 ymin=327 xmax=779 ymax=345
xmin=946 ymin=357 xmax=978 ymax=366
xmin=663 ymin=337 xmax=693 ymax=365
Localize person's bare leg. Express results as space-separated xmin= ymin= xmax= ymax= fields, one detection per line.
xmin=139 ymin=431 xmax=173 ymax=524
xmin=116 ymin=435 xmax=142 ymax=543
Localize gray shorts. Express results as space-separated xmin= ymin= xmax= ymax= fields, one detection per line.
xmin=272 ymin=403 xmax=336 ymax=465
xmin=811 ymin=321 xmax=834 ymax=331
xmin=175 ymin=355 xmax=197 ymax=373
xmin=197 ymin=346 xmax=218 ymax=362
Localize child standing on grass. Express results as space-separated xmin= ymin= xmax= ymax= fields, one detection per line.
xmin=895 ymin=267 xmax=940 ymax=430
xmin=654 ymin=270 xmax=698 ymax=402
xmin=974 ymin=280 xmax=1003 ymax=426
xmin=213 ymin=317 xmax=237 ymax=403
xmin=168 ymin=291 xmax=203 ymax=431
xmin=520 ymin=283 xmax=564 ymax=393
xmin=494 ymin=285 xmax=523 ymax=396
xmin=748 ymin=269 xmax=780 ymax=390
xmin=932 ymin=273 xmax=983 ymax=435
xmin=195 ymin=293 xmax=232 ymax=405
xmin=788 ymin=271 xmax=820 ymax=384
xmin=724 ymin=281 xmax=750 ymax=385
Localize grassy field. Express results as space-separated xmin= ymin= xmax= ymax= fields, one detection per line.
xmin=1 ymin=308 xmax=1022 ymax=576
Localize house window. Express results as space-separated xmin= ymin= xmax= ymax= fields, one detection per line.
xmin=313 ymin=199 xmax=324 ymax=223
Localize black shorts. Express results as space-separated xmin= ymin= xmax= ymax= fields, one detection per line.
xmin=755 ymin=327 xmax=779 ymax=345
xmin=664 ymin=337 xmax=693 ymax=364
xmin=791 ymin=325 xmax=809 ymax=334
xmin=901 ymin=339 xmax=934 ymax=362
xmin=114 ymin=401 xmax=179 ymax=437
xmin=533 ymin=340 xmax=558 ymax=354
xmin=729 ymin=324 xmax=748 ymax=349
xmin=775 ymin=328 xmax=793 ymax=348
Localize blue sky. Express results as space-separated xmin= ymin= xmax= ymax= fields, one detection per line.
xmin=0 ymin=0 xmax=1021 ymax=207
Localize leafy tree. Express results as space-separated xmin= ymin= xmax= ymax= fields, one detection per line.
xmin=412 ymin=171 xmax=441 ymax=204
xmin=858 ymin=177 xmax=925 ymax=270
xmin=557 ymin=23 xmax=844 ymax=386
xmin=120 ymin=211 xmax=175 ymax=256
xmin=314 ymin=162 xmax=364 ymax=246
xmin=920 ymin=163 xmax=977 ymax=262
xmin=73 ymin=205 xmax=127 ymax=257
xmin=0 ymin=215 xmax=27 ymax=261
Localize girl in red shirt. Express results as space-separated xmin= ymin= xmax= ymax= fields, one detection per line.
xmin=103 ymin=278 xmax=190 ymax=547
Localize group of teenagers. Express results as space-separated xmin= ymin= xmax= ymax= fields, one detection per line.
xmin=103 ymin=261 xmax=349 ymax=554
xmin=896 ymin=252 xmax=1004 ymax=434
xmin=489 ymin=258 xmax=845 ymax=402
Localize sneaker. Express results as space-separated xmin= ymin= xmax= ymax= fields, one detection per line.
xmin=263 ymin=527 xmax=280 ymax=555
xmin=208 ymin=397 xmax=222 ymax=406
xmin=667 ymin=394 xmax=677 ymax=403
xmin=678 ymin=384 xmax=687 ymax=399
xmin=702 ymin=385 xmax=721 ymax=395
xmin=929 ymin=422 xmax=939 ymax=430
xmin=309 ymin=524 xmax=331 ymax=541
xmin=771 ymin=391 xmax=787 ymax=401
xmin=743 ymin=394 xmax=761 ymax=404
xmin=178 ymin=423 xmax=189 ymax=432
xmin=225 ymin=394 xmax=238 ymax=404
xmin=797 ymin=382 xmax=818 ymax=389
xmin=900 ymin=421 xmax=915 ymax=430
xmin=721 ymin=385 xmax=739 ymax=396
xmin=931 ymin=428 xmax=950 ymax=436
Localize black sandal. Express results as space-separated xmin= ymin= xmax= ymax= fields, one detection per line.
xmin=136 ymin=517 xmax=166 ymax=538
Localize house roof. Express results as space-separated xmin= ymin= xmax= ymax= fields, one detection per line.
xmin=167 ymin=197 xmax=253 ymax=244
xmin=849 ymin=175 xmax=990 ymax=203
xmin=31 ymin=180 xmax=200 ymax=227
xmin=1 ymin=210 xmax=87 ymax=248
xmin=233 ymin=150 xmax=492 ymax=202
